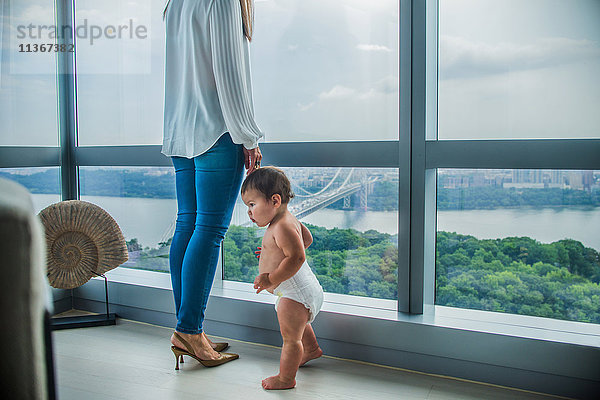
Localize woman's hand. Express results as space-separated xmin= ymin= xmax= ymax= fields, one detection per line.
xmin=243 ymin=145 xmax=262 ymax=175
xmin=255 ymin=246 xmax=261 ymax=259
xmin=253 ymin=272 xmax=272 ymax=294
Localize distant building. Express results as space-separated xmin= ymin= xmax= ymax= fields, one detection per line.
xmin=507 ymin=169 xmax=546 ymax=188
xmin=512 ymin=170 xmax=527 ymax=184
xmin=472 ymin=174 xmax=485 ymax=187
xmin=582 ymin=170 xmax=593 ymax=191
xmin=567 ymin=171 xmax=584 ymax=190
xmin=551 ymin=170 xmax=563 ymax=185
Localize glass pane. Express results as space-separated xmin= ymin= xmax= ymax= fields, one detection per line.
xmin=0 ymin=167 xmax=61 ymax=212
xmin=225 ymin=167 xmax=399 ymax=301
xmin=0 ymin=0 xmax=59 ymax=146
xmin=252 ymin=0 xmax=399 ymax=141
xmin=79 ymin=167 xmax=176 ymax=272
xmin=75 ymin=0 xmax=163 ymax=145
xmin=436 ymin=169 xmax=600 ymax=324
xmin=438 ymin=0 xmax=600 ymax=140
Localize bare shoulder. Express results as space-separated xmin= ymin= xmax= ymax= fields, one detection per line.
xmin=270 ymin=213 xmax=301 ymax=235
xmin=271 ymin=214 xmax=303 ymax=246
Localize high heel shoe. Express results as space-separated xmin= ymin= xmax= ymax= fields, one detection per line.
xmin=213 ymin=342 xmax=229 ymax=352
xmin=178 ymin=341 xmax=228 ymax=364
xmin=171 ymin=332 xmax=238 ymax=370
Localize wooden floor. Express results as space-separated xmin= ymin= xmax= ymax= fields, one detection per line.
xmin=53 ymin=318 xmax=559 ymax=400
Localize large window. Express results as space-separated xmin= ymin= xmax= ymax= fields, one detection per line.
xmin=79 ymin=167 xmax=176 ymax=272
xmin=225 ymin=168 xmax=399 ymax=301
xmin=0 ymin=167 xmax=61 ymax=212
xmin=435 ymin=169 xmax=600 ymax=323
xmin=438 ymin=0 xmax=600 ymax=140
xmin=430 ymin=1 xmax=600 ymax=325
xmin=3 ymin=0 xmax=599 ymax=332
xmin=75 ymin=0 xmax=164 ymax=146
xmin=251 ymin=0 xmax=399 ymax=142
xmin=220 ymin=0 xmax=401 ymax=305
xmin=0 ymin=0 xmax=59 ymax=146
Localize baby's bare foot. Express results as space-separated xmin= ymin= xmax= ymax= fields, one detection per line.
xmin=261 ymin=375 xmax=296 ymax=390
xmin=300 ymin=346 xmax=323 ymax=366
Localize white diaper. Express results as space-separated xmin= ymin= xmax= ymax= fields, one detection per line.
xmin=273 ymin=261 xmax=324 ymax=323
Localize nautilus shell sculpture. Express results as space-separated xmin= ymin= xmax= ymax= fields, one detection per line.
xmin=38 ymin=201 xmax=128 ymax=289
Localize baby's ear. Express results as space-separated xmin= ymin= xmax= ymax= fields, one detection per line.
xmin=271 ymin=194 xmax=282 ymax=207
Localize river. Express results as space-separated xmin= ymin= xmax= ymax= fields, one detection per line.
xmin=31 ymin=194 xmax=600 ymax=251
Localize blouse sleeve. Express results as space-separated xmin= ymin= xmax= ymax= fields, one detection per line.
xmin=209 ymin=0 xmax=264 ymax=149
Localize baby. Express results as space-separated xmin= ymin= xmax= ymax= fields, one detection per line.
xmin=241 ymin=166 xmax=324 ymax=390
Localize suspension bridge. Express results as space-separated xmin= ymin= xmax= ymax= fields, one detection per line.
xmin=159 ymin=168 xmax=378 ymax=243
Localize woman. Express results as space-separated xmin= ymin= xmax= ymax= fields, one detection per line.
xmin=162 ymin=0 xmax=263 ymax=368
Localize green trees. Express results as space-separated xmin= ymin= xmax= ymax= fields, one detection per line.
xmin=78 ymin=169 xmax=176 ymax=199
xmin=0 ymin=169 xmax=60 ymax=194
xmin=223 ymin=225 xmax=262 ymax=283
xmin=222 ymin=226 xmax=599 ymax=324
xmin=126 ymin=238 xmax=142 ymax=252
xmin=436 ymin=231 xmax=600 ymax=323
xmin=223 ymin=224 xmax=399 ymax=300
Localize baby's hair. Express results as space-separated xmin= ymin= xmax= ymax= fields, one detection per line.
xmin=241 ymin=166 xmax=295 ymax=204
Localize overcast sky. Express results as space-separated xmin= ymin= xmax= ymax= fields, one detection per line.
xmin=438 ymin=0 xmax=600 ymax=140
xmin=1 ymin=0 xmax=598 ymax=146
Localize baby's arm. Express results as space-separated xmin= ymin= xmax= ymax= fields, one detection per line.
xmin=301 ymin=223 xmax=313 ymax=249
xmin=262 ymin=223 xmax=306 ymax=291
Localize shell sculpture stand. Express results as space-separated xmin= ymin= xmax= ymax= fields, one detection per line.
xmin=38 ymin=200 xmax=128 ymax=289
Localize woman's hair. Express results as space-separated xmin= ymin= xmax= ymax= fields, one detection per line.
xmin=241 ymin=166 xmax=295 ymax=204
xmin=240 ymin=0 xmax=254 ymax=42
xmin=162 ymin=0 xmax=254 ymax=42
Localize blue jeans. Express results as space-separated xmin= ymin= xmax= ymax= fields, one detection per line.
xmin=170 ymin=133 xmax=244 ymax=334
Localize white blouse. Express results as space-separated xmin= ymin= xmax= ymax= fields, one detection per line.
xmin=162 ymin=0 xmax=264 ymax=158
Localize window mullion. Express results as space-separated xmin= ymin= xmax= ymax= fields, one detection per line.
xmin=56 ymin=0 xmax=78 ymax=201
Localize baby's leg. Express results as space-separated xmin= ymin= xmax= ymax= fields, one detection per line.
xmin=262 ymin=298 xmax=309 ymax=390
xmin=300 ymin=323 xmax=323 ymax=366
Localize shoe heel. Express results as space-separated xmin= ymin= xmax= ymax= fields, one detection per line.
xmin=171 ymin=346 xmax=184 ymax=370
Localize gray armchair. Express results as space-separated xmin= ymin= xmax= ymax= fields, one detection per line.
xmin=0 ymin=177 xmax=53 ymax=400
